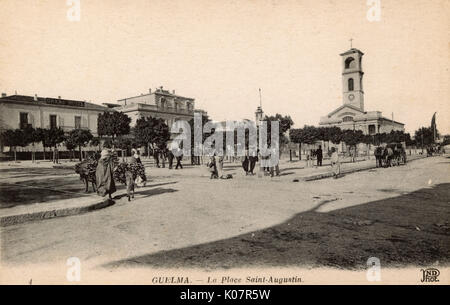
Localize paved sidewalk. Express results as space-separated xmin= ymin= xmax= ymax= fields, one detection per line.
xmin=0 ymin=195 xmax=113 ymax=227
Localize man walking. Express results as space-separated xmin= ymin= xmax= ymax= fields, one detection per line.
xmin=242 ymin=152 xmax=249 ymax=175
xmin=316 ymin=145 xmax=323 ymax=167
xmin=330 ymin=147 xmax=340 ymax=178
xmin=248 ymin=149 xmax=258 ymax=175
xmin=168 ymin=150 xmax=174 ymax=169
xmin=153 ymin=148 xmax=160 ymax=168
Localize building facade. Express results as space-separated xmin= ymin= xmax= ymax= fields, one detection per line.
xmin=117 ymin=87 xmax=207 ymax=129
xmin=0 ymin=94 xmax=112 ymax=153
xmin=319 ymin=48 xmax=405 ymax=134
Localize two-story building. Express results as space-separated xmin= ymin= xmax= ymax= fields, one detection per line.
xmin=117 ymin=87 xmax=207 ymax=129
xmin=0 ymin=94 xmax=112 ymax=153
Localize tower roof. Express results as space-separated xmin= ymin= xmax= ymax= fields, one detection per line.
xmin=340 ymin=48 xmax=364 ymax=56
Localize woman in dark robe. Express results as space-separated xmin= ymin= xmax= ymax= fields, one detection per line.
xmin=241 ymin=151 xmax=249 ymax=175
xmin=96 ymin=149 xmax=117 ymax=199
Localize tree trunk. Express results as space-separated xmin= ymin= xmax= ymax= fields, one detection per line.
xmin=14 ymin=147 xmax=17 ymax=162
xmin=148 ymin=143 xmax=151 ymax=159
xmin=32 ymin=144 xmax=35 ymax=163
xmin=79 ymin=145 xmax=82 ymax=161
xmin=43 ymin=144 xmax=46 ymax=161
xmin=299 ymin=143 xmax=302 ymax=160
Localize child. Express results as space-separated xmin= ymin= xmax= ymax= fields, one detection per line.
xmin=125 ymin=169 xmax=135 ymax=201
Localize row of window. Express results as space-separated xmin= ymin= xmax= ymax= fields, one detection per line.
xmin=19 ymin=112 xmax=82 ymax=129
xmin=159 ymin=98 xmax=193 ymax=112
xmin=340 ymin=118 xmax=377 ymax=135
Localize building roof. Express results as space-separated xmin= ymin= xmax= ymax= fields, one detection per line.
xmin=339 ymin=48 xmax=365 ymax=56
xmin=326 ymin=104 xmax=365 ymax=117
xmin=118 ymin=89 xmax=195 ymax=102
xmin=0 ymin=95 xmax=110 ymax=111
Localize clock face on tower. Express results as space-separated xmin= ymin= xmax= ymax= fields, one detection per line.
xmin=348 ymin=94 xmax=355 ymax=101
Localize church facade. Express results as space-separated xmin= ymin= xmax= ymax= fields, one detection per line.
xmin=319 ymin=48 xmax=404 ymax=135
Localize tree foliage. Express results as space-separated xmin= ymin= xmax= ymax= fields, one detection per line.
xmin=134 ymin=116 xmax=170 ymax=150
xmin=414 ymin=127 xmax=436 ymax=147
xmin=44 ymin=127 xmax=66 ymax=148
xmin=97 ymin=111 xmax=131 ymax=140
xmin=66 ymin=129 xmax=93 ymax=161
xmin=263 ymin=114 xmax=294 ymax=146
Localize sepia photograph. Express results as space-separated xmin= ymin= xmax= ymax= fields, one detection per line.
xmin=0 ymin=0 xmax=448 ymax=290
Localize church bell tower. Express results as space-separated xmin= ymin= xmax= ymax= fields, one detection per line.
xmin=340 ymin=48 xmax=364 ymax=111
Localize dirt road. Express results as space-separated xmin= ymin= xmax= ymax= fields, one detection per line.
xmin=1 ymin=156 xmax=449 ymax=272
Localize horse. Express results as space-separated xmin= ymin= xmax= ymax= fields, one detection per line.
xmin=382 ymin=147 xmax=394 ymax=167
xmin=394 ymin=145 xmax=407 ymax=165
xmin=374 ymin=146 xmax=384 ymax=168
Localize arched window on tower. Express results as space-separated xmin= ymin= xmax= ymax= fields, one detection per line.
xmin=348 ymin=78 xmax=354 ymax=91
xmin=345 ymin=57 xmax=355 ymax=69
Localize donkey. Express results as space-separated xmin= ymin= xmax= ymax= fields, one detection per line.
xmin=75 ymin=158 xmax=98 ymax=193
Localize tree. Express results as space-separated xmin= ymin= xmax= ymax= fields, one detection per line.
xmin=414 ymin=127 xmax=435 ymax=148
xmin=20 ymin=126 xmax=39 ymax=163
xmin=33 ymin=128 xmax=47 ymax=160
xmin=44 ymin=128 xmax=66 ymax=163
xmin=442 ymin=135 xmax=450 ymax=146
xmin=263 ymin=114 xmax=294 ymax=157
xmin=188 ymin=114 xmax=212 ymax=165
xmin=289 ymin=125 xmax=318 ymax=160
xmin=342 ymin=129 xmax=364 ymax=162
xmin=65 ymin=137 xmax=77 ymax=161
xmin=97 ymin=111 xmax=131 ymax=143
xmin=327 ymin=127 xmax=343 ymax=145
xmin=1 ymin=129 xmax=26 ymax=162
xmin=373 ymin=133 xmax=386 ymax=146
xmin=66 ymin=129 xmax=93 ymax=161
xmin=134 ymin=117 xmax=170 ymax=158
xmin=115 ymin=136 xmax=133 ymax=162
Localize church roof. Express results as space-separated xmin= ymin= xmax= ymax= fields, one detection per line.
xmin=326 ymin=104 xmax=365 ymax=118
xmin=340 ymin=48 xmax=364 ymax=56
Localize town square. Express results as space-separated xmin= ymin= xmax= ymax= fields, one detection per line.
xmin=0 ymin=0 xmax=449 ymax=286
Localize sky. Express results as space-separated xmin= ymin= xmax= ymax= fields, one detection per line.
xmin=0 ymin=0 xmax=448 ymax=135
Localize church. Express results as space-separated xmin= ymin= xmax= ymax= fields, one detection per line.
xmin=319 ymin=48 xmax=405 ymax=135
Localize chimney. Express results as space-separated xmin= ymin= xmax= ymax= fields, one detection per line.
xmin=149 ymin=88 xmax=152 ymax=94
xmin=34 ymin=94 xmax=38 ymax=101
xmin=58 ymin=96 xmax=61 ymax=99
xmin=172 ymin=90 xmax=176 ymax=94
xmin=1 ymin=93 xmax=6 ymax=98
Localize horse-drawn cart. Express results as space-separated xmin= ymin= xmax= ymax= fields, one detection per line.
xmin=374 ymin=143 xmax=406 ymax=168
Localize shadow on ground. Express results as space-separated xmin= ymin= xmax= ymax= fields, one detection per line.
xmin=0 ymin=179 xmax=178 ymax=209
xmin=0 ymin=167 xmax=73 ymax=176
xmin=0 ymin=177 xmax=90 ymax=208
xmin=105 ymin=183 xmax=450 ymax=270
xmin=114 ymin=187 xmax=178 ymax=201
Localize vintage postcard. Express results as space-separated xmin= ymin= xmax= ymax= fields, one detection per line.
xmin=0 ymin=0 xmax=448 ymax=290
